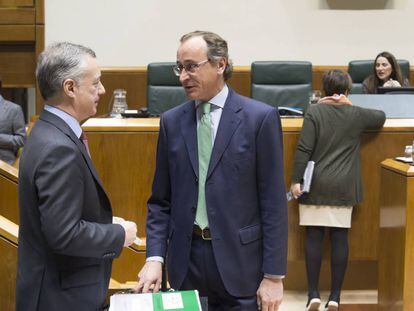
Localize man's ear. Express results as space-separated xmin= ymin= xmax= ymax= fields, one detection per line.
xmin=63 ymin=79 xmax=76 ymax=98
xmin=217 ymin=58 xmax=226 ymax=75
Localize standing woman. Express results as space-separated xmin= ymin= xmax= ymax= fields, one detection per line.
xmin=291 ymin=70 xmax=386 ymax=311
xmin=362 ymin=51 xmax=410 ymax=94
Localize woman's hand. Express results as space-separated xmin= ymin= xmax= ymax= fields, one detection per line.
xmin=290 ymin=183 xmax=303 ymax=199
xmin=383 ymin=79 xmax=401 ymax=87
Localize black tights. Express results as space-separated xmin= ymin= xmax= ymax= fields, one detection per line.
xmin=305 ymin=226 xmax=349 ymax=302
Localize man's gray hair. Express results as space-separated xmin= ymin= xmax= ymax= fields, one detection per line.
xmin=36 ymin=42 xmax=96 ymax=101
xmin=180 ymin=31 xmax=233 ymax=80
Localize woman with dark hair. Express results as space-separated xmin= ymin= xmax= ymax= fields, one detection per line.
xmin=362 ymin=51 xmax=410 ymax=94
xmin=291 ymin=70 xmax=386 ymax=311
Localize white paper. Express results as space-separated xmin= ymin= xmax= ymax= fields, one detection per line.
xmin=162 ymin=292 xmax=184 ymax=309
xmin=302 ymin=161 xmax=315 ymax=193
xmin=109 ymin=293 xmax=153 ymax=311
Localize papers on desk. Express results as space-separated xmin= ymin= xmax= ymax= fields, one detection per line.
xmin=395 ymin=156 xmax=413 ymax=164
xmin=286 ymin=161 xmax=315 ymax=201
xmin=109 ymin=290 xmax=202 ymax=311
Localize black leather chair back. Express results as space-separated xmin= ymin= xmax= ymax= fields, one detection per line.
xmin=251 ymin=61 xmax=312 ymax=111
xmin=348 ymin=59 xmax=410 ymax=94
xmin=147 ymin=62 xmax=187 ymax=115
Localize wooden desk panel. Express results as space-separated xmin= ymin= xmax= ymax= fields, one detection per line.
xmin=88 ymin=131 xmax=158 ymax=237
xmin=0 ymin=237 xmax=17 ymax=311
xmin=378 ymin=160 xmax=414 ymax=311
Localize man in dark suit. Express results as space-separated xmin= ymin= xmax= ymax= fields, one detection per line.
xmin=0 ymin=79 xmax=26 ymax=165
xmin=16 ymin=42 xmax=137 ymax=311
xmin=137 ymin=31 xmax=288 ymax=310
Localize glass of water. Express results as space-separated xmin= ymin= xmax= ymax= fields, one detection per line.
xmin=309 ymin=90 xmax=322 ymax=105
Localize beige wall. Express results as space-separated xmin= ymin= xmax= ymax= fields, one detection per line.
xmin=45 ymin=0 xmax=413 ymax=66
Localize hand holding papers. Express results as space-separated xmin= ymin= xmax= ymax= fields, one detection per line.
xmin=287 ymin=161 xmax=315 ymax=201
xmin=113 ymin=216 xmax=138 ymax=247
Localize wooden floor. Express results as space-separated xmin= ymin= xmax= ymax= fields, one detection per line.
xmin=281 ymin=290 xmax=377 ymax=310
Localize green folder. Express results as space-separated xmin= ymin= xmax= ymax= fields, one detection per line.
xmin=152 ymin=290 xmax=201 ymax=311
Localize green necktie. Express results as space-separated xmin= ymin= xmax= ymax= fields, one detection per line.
xmin=196 ymin=102 xmax=212 ymax=229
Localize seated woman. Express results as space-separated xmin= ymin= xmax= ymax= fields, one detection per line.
xmin=362 ymin=51 xmax=410 ymax=94
xmin=291 ymin=70 xmax=386 ymax=311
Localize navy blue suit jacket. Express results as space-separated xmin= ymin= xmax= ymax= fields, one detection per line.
xmin=146 ymin=88 xmax=288 ymax=297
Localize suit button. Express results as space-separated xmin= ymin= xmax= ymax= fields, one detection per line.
xmin=191 ymin=206 xmax=196 ymax=213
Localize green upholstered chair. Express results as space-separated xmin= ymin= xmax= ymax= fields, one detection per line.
xmin=147 ymin=62 xmax=187 ymax=115
xmin=251 ymin=61 xmax=313 ymax=112
xmin=348 ymin=59 xmax=410 ymax=94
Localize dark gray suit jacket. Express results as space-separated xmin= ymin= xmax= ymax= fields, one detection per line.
xmin=0 ymin=95 xmax=26 ymax=164
xmin=17 ymin=110 xmax=125 ymax=311
xmin=146 ymin=88 xmax=288 ymax=297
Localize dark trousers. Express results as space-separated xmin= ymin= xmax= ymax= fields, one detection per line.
xmin=180 ymin=234 xmax=258 ymax=311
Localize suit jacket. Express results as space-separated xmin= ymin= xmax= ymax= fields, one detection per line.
xmin=16 ymin=110 xmax=125 ymax=311
xmin=146 ymin=88 xmax=288 ymax=297
xmin=0 ymin=95 xmax=26 ymax=164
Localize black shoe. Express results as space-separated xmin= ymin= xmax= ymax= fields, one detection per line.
xmin=306 ymin=297 xmax=321 ymax=311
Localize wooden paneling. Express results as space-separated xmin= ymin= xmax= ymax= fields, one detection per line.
xmin=0 ymin=161 xmax=19 ymax=224
xmin=227 ymin=66 xmax=251 ymax=97
xmin=111 ymin=247 xmax=146 ymax=283
xmin=0 ymin=25 xmax=35 ymax=41
xmin=0 ymin=237 xmax=17 ymax=311
xmin=0 ymin=0 xmax=33 ymax=6
xmin=0 ymin=175 xmax=19 ymax=224
xmin=35 ymin=0 xmax=44 ymax=24
xmin=0 ymin=45 xmax=36 ymax=87
xmin=378 ymin=160 xmax=414 ymax=311
xmin=35 ymin=24 xmax=45 ymax=112
xmin=87 ymin=131 xmax=158 ymax=237
xmin=0 ymin=0 xmax=43 ymax=107
xmin=0 ymin=8 xmax=35 ymax=24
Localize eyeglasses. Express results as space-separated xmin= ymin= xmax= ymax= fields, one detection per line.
xmin=173 ymin=59 xmax=210 ymax=76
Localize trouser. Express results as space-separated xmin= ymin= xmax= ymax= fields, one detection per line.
xmin=180 ymin=234 xmax=258 ymax=311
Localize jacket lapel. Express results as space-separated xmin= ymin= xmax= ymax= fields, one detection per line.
xmin=207 ymin=89 xmax=242 ymax=180
xmin=39 ymin=110 xmax=107 ymax=192
xmin=180 ymin=102 xmax=198 ymax=178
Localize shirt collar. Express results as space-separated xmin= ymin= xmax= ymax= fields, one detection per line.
xmin=195 ymin=84 xmax=229 ymax=109
xmin=44 ymin=105 xmax=83 ymax=139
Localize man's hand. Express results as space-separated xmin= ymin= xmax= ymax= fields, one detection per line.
xmin=290 ymin=183 xmax=303 ymax=199
xmin=119 ymin=220 xmax=137 ymax=247
xmin=256 ymin=278 xmax=283 ymax=311
xmin=135 ymin=261 xmax=163 ymax=293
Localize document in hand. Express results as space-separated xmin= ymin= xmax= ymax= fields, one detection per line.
xmin=109 ymin=290 xmax=202 ymax=311
xmin=286 ymin=161 xmax=315 ymax=201
xmin=301 ymin=161 xmax=315 ymax=193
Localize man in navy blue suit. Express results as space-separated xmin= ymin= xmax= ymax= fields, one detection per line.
xmin=137 ymin=31 xmax=288 ymax=311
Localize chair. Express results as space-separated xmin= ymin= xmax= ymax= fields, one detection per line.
xmin=147 ymin=62 xmax=187 ymax=116
xmin=251 ymin=61 xmax=313 ymax=111
xmin=348 ymin=59 xmax=410 ymax=94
